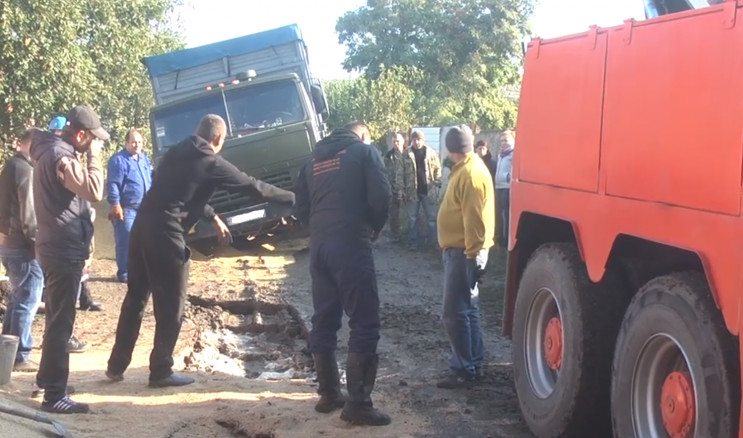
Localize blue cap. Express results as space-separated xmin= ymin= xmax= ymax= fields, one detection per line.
xmin=48 ymin=116 xmax=67 ymax=131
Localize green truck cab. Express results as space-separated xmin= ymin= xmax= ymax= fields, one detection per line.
xmin=142 ymin=24 xmax=328 ymax=255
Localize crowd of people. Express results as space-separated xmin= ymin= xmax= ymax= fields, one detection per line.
xmin=383 ymin=128 xmax=514 ymax=249
xmin=0 ymin=107 xmax=514 ymax=428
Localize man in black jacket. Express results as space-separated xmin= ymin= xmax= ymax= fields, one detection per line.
xmin=106 ymin=114 xmax=295 ymax=388
xmin=294 ymin=122 xmax=392 ymax=426
xmin=31 ymin=105 xmax=108 ymax=414
xmin=0 ymin=128 xmax=44 ymax=372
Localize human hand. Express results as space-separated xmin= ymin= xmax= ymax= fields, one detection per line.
xmin=88 ymin=138 xmax=104 ymax=157
xmin=467 ymin=249 xmax=489 ymax=289
xmin=108 ymin=204 xmax=124 ymax=221
xmin=370 ymin=229 xmax=380 ymax=242
xmin=214 ymin=215 xmax=233 ymax=246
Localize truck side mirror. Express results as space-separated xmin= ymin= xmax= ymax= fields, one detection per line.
xmin=311 ymin=83 xmax=329 ymax=119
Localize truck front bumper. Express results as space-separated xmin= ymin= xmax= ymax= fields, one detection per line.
xmin=186 ymin=201 xmax=296 ymax=256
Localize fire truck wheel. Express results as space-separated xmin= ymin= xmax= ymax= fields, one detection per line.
xmin=512 ymin=243 xmax=627 ymax=438
xmin=611 ymin=272 xmax=739 ymax=438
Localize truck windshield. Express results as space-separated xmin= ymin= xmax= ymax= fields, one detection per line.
xmin=225 ymin=80 xmax=305 ymax=137
xmin=152 ymin=92 xmax=227 ymax=150
xmin=151 ymin=79 xmax=305 ymax=151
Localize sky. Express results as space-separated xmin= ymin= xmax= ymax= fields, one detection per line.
xmin=177 ymin=0 xmax=648 ymax=80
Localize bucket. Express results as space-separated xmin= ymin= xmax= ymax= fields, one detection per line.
xmin=0 ymin=334 xmax=19 ymax=385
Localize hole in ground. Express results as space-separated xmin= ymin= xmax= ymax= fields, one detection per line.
xmin=183 ymin=295 xmax=314 ymax=379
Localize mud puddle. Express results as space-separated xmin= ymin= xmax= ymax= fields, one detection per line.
xmin=181 ymin=294 xmax=314 ymax=381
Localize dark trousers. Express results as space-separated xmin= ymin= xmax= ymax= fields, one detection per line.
xmin=496 ymin=188 xmax=510 ymax=247
xmin=36 ymin=257 xmax=83 ymax=402
xmin=309 ymin=242 xmax=380 ymax=354
xmin=107 ymin=219 xmax=190 ymax=381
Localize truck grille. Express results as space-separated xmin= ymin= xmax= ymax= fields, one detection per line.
xmin=209 ymin=171 xmax=293 ymax=214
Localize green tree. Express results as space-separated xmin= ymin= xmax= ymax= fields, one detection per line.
xmin=0 ymin=0 xmax=183 ymax=158
xmin=336 ymin=0 xmax=533 ymax=129
xmin=324 ymin=65 xmax=417 ymax=145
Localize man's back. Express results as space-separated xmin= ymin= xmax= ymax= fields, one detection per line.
xmin=296 ymin=129 xmax=391 ymax=245
xmin=140 ymin=135 xmax=217 ymax=224
xmin=0 ymin=154 xmax=35 ymax=248
xmin=141 ymin=134 xmax=295 ymax=231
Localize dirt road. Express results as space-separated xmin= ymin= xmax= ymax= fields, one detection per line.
xmin=0 ymin=220 xmax=532 ymax=438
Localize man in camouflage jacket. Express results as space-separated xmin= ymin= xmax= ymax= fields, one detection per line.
xmin=383 ymin=132 xmax=406 ymax=241
xmin=403 ymin=130 xmax=442 ymax=249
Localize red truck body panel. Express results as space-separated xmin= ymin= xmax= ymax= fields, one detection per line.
xmin=511 ymin=3 xmax=743 ymax=434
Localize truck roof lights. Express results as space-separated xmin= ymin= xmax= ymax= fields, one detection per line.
xmin=236 ymin=69 xmax=257 ymax=81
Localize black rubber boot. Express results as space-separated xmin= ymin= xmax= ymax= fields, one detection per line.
xmin=340 ymin=353 xmax=391 ymax=426
xmin=312 ymin=352 xmax=346 ymax=413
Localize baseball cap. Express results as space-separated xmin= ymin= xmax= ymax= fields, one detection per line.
xmin=48 ymin=116 xmax=67 ymax=131
xmin=66 ymin=105 xmax=110 ymax=141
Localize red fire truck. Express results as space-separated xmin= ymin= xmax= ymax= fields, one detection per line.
xmin=506 ymin=1 xmax=743 ymax=437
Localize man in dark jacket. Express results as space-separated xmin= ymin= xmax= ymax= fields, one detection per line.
xmin=31 ymin=105 xmax=108 ymax=414
xmin=106 ymin=114 xmax=295 ymax=388
xmin=294 ymin=122 xmax=392 ymax=426
xmin=475 ymin=140 xmax=497 ymax=182
xmin=0 ymin=128 xmax=44 ymax=372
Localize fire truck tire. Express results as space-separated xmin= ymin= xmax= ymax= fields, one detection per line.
xmin=513 ymin=243 xmax=627 ymax=438
xmin=611 ymin=271 xmax=739 ymax=438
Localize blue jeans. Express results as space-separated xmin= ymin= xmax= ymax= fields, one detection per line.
xmin=407 ymin=193 xmax=437 ymax=246
xmin=441 ymin=248 xmax=487 ymax=378
xmin=112 ymin=207 xmax=137 ymax=281
xmin=0 ymin=248 xmax=44 ymax=363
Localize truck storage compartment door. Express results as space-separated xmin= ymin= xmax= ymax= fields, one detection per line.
xmin=602 ymin=7 xmax=743 ymax=215
xmin=517 ymin=29 xmax=607 ymax=193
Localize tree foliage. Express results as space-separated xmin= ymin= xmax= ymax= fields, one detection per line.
xmin=335 ymin=0 xmax=533 ymax=130
xmin=324 ymin=65 xmax=417 ymax=143
xmin=0 ymin=0 xmax=183 ymax=158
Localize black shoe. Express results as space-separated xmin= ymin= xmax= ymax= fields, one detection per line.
xmin=66 ymin=335 xmax=89 ymax=353
xmin=148 ymin=373 xmax=194 ymax=388
xmin=79 ymin=300 xmax=104 ymax=311
xmin=105 ymin=369 xmax=124 ymax=382
xmin=13 ymin=360 xmax=39 ymax=372
xmin=312 ymin=352 xmax=346 ymax=413
xmin=41 ymin=395 xmax=89 ymax=414
xmin=340 ymin=353 xmax=391 ymax=426
xmin=436 ymin=371 xmax=476 ymax=389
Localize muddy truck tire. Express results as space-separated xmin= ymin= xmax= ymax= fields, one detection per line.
xmin=611 ymin=271 xmax=739 ymax=438
xmin=512 ymin=243 xmax=627 ymax=438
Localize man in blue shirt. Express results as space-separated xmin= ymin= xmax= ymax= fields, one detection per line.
xmin=106 ymin=128 xmax=152 ymax=283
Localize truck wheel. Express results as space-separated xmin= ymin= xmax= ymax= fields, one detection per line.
xmin=611 ymin=272 xmax=739 ymax=438
xmin=513 ymin=243 xmax=627 ymax=437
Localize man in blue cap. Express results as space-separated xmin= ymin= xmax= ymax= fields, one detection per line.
xmin=48 ymin=116 xmax=66 ymax=136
